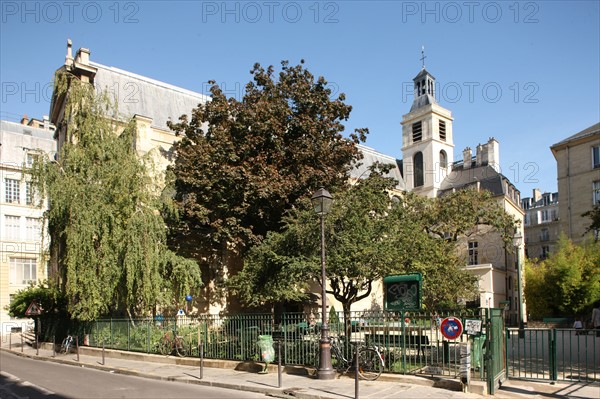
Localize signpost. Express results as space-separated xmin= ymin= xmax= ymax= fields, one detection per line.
xmin=25 ymin=300 xmax=43 ymax=355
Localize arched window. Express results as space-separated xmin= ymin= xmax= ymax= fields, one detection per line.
xmin=440 ymin=150 xmax=447 ymax=168
xmin=414 ymin=152 xmax=424 ymax=187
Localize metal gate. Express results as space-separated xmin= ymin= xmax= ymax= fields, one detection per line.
xmin=486 ymin=308 xmax=506 ymax=395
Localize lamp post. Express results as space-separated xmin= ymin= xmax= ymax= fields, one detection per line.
xmin=513 ymin=232 xmax=525 ymax=338
xmin=311 ymin=187 xmax=335 ymax=380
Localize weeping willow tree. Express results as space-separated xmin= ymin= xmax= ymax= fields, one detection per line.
xmin=33 ymin=72 xmax=201 ymax=321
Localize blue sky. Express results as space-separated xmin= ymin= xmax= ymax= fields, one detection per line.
xmin=2 ymin=1 xmax=599 ymax=195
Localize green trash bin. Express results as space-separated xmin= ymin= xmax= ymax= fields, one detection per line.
xmin=471 ymin=334 xmax=486 ymax=370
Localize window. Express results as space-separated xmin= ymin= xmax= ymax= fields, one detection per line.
xmin=439 ymin=120 xmax=446 ymax=141
xmin=540 ymin=209 xmax=550 ymax=223
xmin=412 ymin=121 xmax=422 ymax=142
xmin=540 ymin=228 xmax=549 ymax=242
xmin=4 ymin=215 xmax=20 ymax=240
xmin=468 ymin=241 xmax=479 ymax=265
xmin=25 ymin=217 xmax=41 ymax=241
xmin=593 ymin=181 xmax=600 ymax=205
xmin=5 ymin=178 xmax=20 ymax=203
xmin=25 ymin=181 xmax=33 ymax=205
xmin=9 ymin=258 xmax=37 ymax=285
xmin=26 ymin=153 xmax=39 ymax=168
xmin=593 ymin=146 xmax=600 ymax=169
xmin=439 ymin=150 xmax=447 ymax=168
xmin=413 ymin=152 xmax=424 ymax=187
xmin=524 ymin=214 xmax=529 ymax=226
xmin=541 ymin=246 xmax=550 ymax=259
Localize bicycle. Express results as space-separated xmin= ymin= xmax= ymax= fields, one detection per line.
xmin=60 ymin=335 xmax=75 ymax=354
xmin=157 ymin=330 xmax=188 ymax=357
xmin=312 ymin=335 xmax=384 ymax=380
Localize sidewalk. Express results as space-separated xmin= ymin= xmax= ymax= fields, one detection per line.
xmin=1 ymin=341 xmax=599 ymax=399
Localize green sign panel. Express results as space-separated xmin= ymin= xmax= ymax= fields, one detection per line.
xmin=384 ymin=274 xmax=422 ymax=311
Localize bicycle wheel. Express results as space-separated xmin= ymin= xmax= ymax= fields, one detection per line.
xmin=60 ymin=337 xmax=68 ymax=354
xmin=357 ymin=348 xmax=383 ymax=381
xmin=174 ymin=337 xmax=187 ymax=357
xmin=159 ymin=337 xmax=171 ymax=355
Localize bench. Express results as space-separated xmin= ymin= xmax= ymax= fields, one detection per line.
xmin=365 ymin=333 xmax=430 ymax=357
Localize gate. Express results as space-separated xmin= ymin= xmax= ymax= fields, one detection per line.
xmin=486 ymin=308 xmax=506 ymax=395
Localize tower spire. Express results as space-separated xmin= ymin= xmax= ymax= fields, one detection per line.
xmin=420 ymin=46 xmax=427 ymax=69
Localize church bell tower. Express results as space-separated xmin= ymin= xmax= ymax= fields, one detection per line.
xmin=401 ymin=48 xmax=454 ymax=198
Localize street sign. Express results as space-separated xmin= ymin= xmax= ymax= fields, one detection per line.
xmin=464 ymin=319 xmax=483 ymax=335
xmin=440 ymin=316 xmax=463 ymax=340
xmin=25 ymin=300 xmax=43 ymax=316
xmin=383 ymin=274 xmax=422 ymax=311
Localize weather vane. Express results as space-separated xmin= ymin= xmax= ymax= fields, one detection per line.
xmin=420 ymin=46 xmax=427 ymax=69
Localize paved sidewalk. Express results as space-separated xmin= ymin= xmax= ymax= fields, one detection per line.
xmin=1 ymin=342 xmax=599 ymax=399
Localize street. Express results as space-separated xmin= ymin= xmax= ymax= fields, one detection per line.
xmin=0 ymin=351 xmax=268 ymax=399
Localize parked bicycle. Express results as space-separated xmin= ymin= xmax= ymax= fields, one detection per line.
xmin=60 ymin=335 xmax=75 ymax=354
xmin=312 ymin=335 xmax=384 ymax=380
xmin=157 ymin=329 xmax=188 ymax=357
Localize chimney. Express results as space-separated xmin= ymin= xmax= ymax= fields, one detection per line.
xmin=65 ymin=39 xmax=74 ymax=67
xmin=463 ymin=147 xmax=472 ymax=169
xmin=75 ymin=47 xmax=91 ymax=65
xmin=476 ymin=143 xmax=485 ymax=166
xmin=20 ymin=114 xmax=29 ymax=125
xmin=486 ymin=137 xmax=500 ymax=172
xmin=43 ymin=115 xmax=50 ymax=130
xmin=533 ymin=188 xmax=542 ymax=202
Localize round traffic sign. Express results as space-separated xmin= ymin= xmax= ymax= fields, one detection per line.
xmin=440 ymin=317 xmax=463 ymax=340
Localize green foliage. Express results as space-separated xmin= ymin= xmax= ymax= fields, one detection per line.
xmin=582 ymin=203 xmax=600 ymax=240
xmin=230 ymin=168 xmax=513 ymax=317
xmin=167 ymin=60 xmax=367 ymax=266
xmin=33 ymin=72 xmax=201 ymax=321
xmin=525 ymin=235 xmax=600 ymax=319
xmin=6 ymin=282 xmax=67 ymax=319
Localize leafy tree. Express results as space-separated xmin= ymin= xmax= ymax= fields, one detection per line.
xmin=33 ymin=72 xmax=201 ymax=321
xmin=229 ymin=167 xmax=512 ymax=334
xmin=166 ymin=60 xmax=367 ymax=275
xmin=7 ymin=282 xmax=67 ymax=320
xmin=582 ymin=203 xmax=600 ymax=241
xmin=525 ymin=235 xmax=600 ymax=319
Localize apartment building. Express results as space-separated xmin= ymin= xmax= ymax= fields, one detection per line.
xmin=521 ymin=189 xmax=560 ymax=260
xmin=0 ymin=116 xmax=56 ymax=335
xmin=550 ymin=122 xmax=600 ymax=243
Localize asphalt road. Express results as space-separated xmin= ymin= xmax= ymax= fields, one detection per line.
xmin=0 ymin=351 xmax=269 ymax=399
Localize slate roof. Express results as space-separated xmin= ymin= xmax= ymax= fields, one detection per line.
xmin=350 ymin=145 xmax=405 ymax=190
xmin=91 ymin=62 xmax=210 ymax=131
xmin=438 ymin=164 xmax=506 ymax=196
xmin=551 ymin=122 xmax=600 ymax=148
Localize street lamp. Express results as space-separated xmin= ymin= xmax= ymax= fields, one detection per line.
xmin=513 ymin=231 xmax=525 ymax=338
xmin=311 ymin=187 xmax=335 ymax=380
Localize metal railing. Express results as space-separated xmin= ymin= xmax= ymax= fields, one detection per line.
xmin=506 ymin=328 xmax=599 ymax=383
xmin=84 ymin=309 xmax=487 ymax=380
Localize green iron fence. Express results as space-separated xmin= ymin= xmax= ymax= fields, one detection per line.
xmin=506 ymin=328 xmax=599 ymax=383
xmin=84 ymin=309 xmax=488 ymax=381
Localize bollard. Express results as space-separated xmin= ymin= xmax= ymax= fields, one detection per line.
xmin=102 ymin=341 xmax=105 ymax=365
xmin=354 ymin=345 xmax=359 ymax=399
xmin=9 ymin=334 xmax=12 ymax=349
xmin=21 ymin=334 xmax=24 ymax=353
xmin=76 ymin=336 xmax=80 ymax=362
xmin=199 ymin=341 xmax=204 ymax=379
xmin=52 ymin=335 xmax=56 ymax=357
xmin=36 ymin=333 xmax=39 ymax=356
xmin=277 ymin=340 xmax=282 ymax=388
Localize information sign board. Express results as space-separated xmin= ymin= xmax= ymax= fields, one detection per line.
xmin=383 ymin=274 xmax=422 ymax=311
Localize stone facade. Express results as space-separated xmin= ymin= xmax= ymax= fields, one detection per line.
xmin=0 ymin=117 xmax=56 ymax=335
xmin=521 ymin=189 xmax=560 ymax=260
xmin=550 ymin=123 xmax=600 ymax=243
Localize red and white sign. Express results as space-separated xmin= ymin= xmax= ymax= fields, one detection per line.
xmin=440 ymin=317 xmax=463 ymax=340
xmin=25 ymin=300 xmax=43 ymax=316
